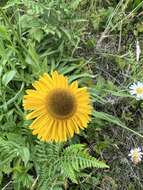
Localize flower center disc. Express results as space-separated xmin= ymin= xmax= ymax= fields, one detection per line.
xmin=136 ymin=87 xmax=143 ymax=95
xmin=47 ymin=89 xmax=77 ymax=119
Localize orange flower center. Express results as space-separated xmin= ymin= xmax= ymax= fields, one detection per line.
xmin=47 ymin=89 xmax=77 ymax=119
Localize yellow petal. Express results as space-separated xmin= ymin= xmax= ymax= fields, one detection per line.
xmin=70 ymin=81 xmax=78 ymax=90
xmin=29 ymin=114 xmax=48 ymax=130
xmin=66 ymin=120 xmax=74 ymax=138
xmin=57 ymin=122 xmax=64 ymax=142
xmin=26 ymin=106 xmax=46 ymax=120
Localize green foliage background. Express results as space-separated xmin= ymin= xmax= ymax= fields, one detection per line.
xmin=1 ymin=0 xmax=143 ymax=189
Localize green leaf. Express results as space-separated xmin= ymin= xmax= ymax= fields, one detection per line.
xmin=30 ymin=28 xmax=43 ymax=42
xmin=92 ymin=111 xmax=143 ymax=139
xmin=0 ymin=25 xmax=9 ymax=39
xmin=69 ymin=73 xmax=93 ymax=83
xmin=53 ymin=187 xmax=63 ymax=190
xmin=105 ymin=89 xmax=131 ymax=97
xmin=70 ymin=0 xmax=83 ymax=10
xmin=2 ymin=70 xmax=16 ymax=86
xmin=0 ymin=65 xmax=3 ymax=77
xmin=19 ymin=147 xmax=30 ymax=166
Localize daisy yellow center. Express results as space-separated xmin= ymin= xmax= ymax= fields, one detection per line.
xmin=132 ymin=150 xmax=139 ymax=158
xmin=136 ymin=87 xmax=143 ymax=94
xmin=47 ymin=89 xmax=77 ymax=119
xmin=132 ymin=150 xmax=141 ymax=163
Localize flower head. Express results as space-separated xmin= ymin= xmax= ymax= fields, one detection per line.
xmin=23 ymin=71 xmax=92 ymax=142
xmin=129 ymin=82 xmax=143 ymax=100
xmin=128 ymin=147 xmax=143 ymax=165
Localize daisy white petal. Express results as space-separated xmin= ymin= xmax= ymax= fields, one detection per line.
xmin=129 ymin=82 xmax=143 ymax=100
xmin=128 ymin=147 xmax=143 ymax=164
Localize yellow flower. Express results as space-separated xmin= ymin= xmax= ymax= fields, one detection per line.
xmin=23 ymin=71 xmax=92 ymax=142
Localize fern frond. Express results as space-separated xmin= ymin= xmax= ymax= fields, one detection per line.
xmin=59 ymin=144 xmax=108 ymax=183
xmin=35 ymin=143 xmax=108 ymax=188
xmin=0 ymin=137 xmax=30 ymax=166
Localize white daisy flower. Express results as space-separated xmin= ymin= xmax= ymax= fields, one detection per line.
xmin=129 ymin=82 xmax=143 ymax=100
xmin=128 ymin=147 xmax=143 ymax=165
